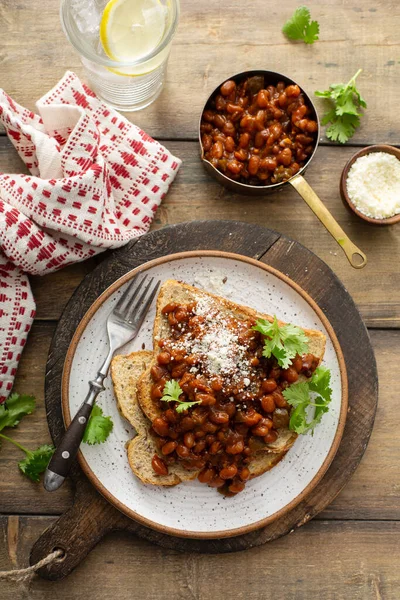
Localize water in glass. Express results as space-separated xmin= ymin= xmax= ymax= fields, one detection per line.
xmin=61 ymin=0 xmax=180 ymax=111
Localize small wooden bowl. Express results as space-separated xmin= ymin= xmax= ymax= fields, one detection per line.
xmin=340 ymin=144 xmax=400 ymax=225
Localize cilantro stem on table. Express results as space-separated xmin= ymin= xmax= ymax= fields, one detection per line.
xmin=0 ymin=432 xmax=27 ymax=453
xmin=282 ymin=6 xmax=320 ymax=45
xmin=160 ymin=380 xmax=201 ymax=413
xmin=0 ymin=392 xmax=112 ymax=481
xmin=0 ymin=393 xmax=55 ymax=482
xmin=253 ymin=316 xmax=309 ymax=370
xmin=0 ymin=432 xmax=55 ymax=482
xmin=315 ymin=69 xmax=367 ymax=143
xmin=283 ymin=366 xmax=332 ymax=434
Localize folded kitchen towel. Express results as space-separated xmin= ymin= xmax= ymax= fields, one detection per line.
xmin=0 ymin=71 xmax=181 ymax=402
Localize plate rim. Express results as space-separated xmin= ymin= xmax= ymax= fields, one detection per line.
xmin=62 ymin=250 xmax=348 ymax=539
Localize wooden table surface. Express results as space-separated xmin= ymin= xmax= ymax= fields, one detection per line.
xmin=1 ymin=0 xmax=399 ymax=597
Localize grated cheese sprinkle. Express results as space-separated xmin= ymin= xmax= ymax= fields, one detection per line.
xmin=346 ymin=151 xmax=400 ymax=219
xmin=166 ymin=294 xmax=254 ymax=394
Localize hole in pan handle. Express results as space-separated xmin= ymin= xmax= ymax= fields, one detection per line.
xmin=289 ymin=174 xmax=367 ymax=269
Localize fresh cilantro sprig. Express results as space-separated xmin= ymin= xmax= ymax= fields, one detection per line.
xmin=0 ymin=393 xmax=55 ymax=482
xmin=282 ymin=6 xmax=319 ymax=44
xmin=253 ymin=316 xmax=309 ymax=370
xmin=315 ymin=69 xmax=367 ymax=143
xmin=0 ymin=434 xmax=55 ymax=482
xmin=283 ymin=366 xmax=332 ymax=434
xmin=161 ymin=380 xmax=201 ymax=414
xmin=83 ymin=405 xmax=113 ymax=445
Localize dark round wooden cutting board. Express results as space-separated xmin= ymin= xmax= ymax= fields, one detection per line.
xmin=31 ymin=220 xmax=378 ymax=580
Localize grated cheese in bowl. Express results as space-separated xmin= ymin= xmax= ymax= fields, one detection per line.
xmin=346 ymin=151 xmax=400 ymax=219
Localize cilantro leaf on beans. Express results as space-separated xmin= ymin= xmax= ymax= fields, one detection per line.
xmin=160 ymin=380 xmax=201 ymax=413
xmin=283 ymin=366 xmax=332 ymax=434
xmin=253 ymin=316 xmax=309 ymax=369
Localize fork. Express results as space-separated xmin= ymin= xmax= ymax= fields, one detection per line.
xmin=43 ymin=274 xmax=161 ymax=492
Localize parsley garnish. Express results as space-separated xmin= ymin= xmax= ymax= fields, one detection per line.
xmin=283 ymin=366 xmax=332 ymax=434
xmin=253 ymin=316 xmax=309 ymax=369
xmin=160 ymin=380 xmax=201 ymax=414
xmin=0 ymin=393 xmax=55 ymax=482
xmin=315 ymin=69 xmax=367 ymax=143
xmin=282 ymin=6 xmax=319 ymax=45
xmin=83 ymin=405 xmax=114 ymax=445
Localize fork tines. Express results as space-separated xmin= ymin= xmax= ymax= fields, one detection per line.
xmin=114 ymin=274 xmax=161 ymax=326
xmin=114 ymin=273 xmax=147 ymax=313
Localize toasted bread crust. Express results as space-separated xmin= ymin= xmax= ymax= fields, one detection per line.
xmin=111 ymin=351 xmax=152 ymax=433
xmin=111 ymin=351 xmax=197 ymax=486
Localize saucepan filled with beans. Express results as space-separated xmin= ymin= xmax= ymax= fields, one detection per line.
xmin=199 ymin=70 xmax=366 ymax=269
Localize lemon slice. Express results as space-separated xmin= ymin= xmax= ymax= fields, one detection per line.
xmin=100 ymin=0 xmax=166 ymax=76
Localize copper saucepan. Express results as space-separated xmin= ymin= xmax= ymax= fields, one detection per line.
xmin=199 ymin=70 xmax=367 ymax=269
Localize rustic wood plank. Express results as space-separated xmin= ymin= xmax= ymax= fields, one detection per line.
xmin=30 ymin=262 xmax=98 ymax=320
xmin=0 ymin=0 xmax=399 ymax=142
xmin=1 ymin=516 xmax=399 ymax=598
xmin=1 ymin=135 xmax=395 ymax=325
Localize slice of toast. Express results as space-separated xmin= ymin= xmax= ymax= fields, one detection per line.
xmin=137 ymin=280 xmax=326 ymax=455
xmin=111 ymin=351 xmax=198 ymax=486
xmin=112 ymin=350 xmax=291 ymax=486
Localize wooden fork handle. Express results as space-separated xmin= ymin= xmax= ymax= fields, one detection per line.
xmin=43 ymin=400 xmax=94 ymax=491
xmin=44 ymin=369 xmax=107 ymax=491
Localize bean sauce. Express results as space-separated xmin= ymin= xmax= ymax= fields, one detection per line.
xmin=201 ymin=76 xmax=318 ymax=186
xmin=150 ymin=301 xmax=319 ymax=495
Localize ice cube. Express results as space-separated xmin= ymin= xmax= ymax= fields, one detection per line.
xmin=70 ymin=0 xmax=101 ymax=36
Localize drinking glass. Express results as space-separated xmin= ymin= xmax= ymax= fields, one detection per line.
xmin=60 ymin=0 xmax=180 ymax=111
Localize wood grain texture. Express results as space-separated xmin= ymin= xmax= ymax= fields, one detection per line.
xmin=0 ymin=0 xmax=399 ymax=143
xmin=26 ymin=222 xmax=376 ymax=579
xmin=1 ymin=137 xmax=399 ymax=325
xmin=2 ymin=516 xmax=400 ymax=600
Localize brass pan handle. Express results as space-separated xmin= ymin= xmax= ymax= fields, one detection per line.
xmin=290 ymin=174 xmax=367 ymax=269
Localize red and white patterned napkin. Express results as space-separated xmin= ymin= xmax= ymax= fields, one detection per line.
xmin=0 ymin=71 xmax=181 ymax=402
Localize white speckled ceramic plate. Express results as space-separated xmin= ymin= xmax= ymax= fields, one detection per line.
xmin=62 ymin=251 xmax=347 ymax=539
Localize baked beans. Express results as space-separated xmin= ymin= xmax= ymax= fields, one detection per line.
xmin=150 ymin=301 xmax=318 ymax=495
xmin=201 ymin=75 xmax=318 ymax=186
